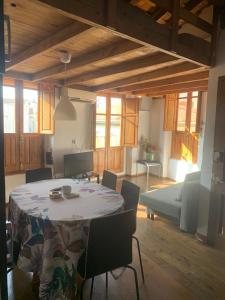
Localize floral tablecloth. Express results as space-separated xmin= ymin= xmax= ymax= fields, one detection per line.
xmin=9 ymin=179 xmax=124 ymax=300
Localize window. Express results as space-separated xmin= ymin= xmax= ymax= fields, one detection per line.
xmin=3 ymin=86 xmax=16 ymax=133
xmin=167 ymin=91 xmax=202 ymax=163
xmin=110 ymin=97 xmax=122 ymax=147
xmin=176 ymin=91 xmax=200 ymax=133
xmin=23 ymin=88 xmax=38 ymax=133
xmin=95 ymin=96 xmax=107 ymax=149
xmin=177 ymin=93 xmax=188 ymax=131
xmin=95 ymin=95 xmax=123 ymax=149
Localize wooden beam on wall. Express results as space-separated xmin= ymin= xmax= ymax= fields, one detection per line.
xmin=65 ymin=52 xmax=178 ymax=86
xmin=6 ymin=22 xmax=90 ymax=71
xmin=92 ymin=62 xmax=203 ymax=91
xmin=117 ymin=70 xmax=209 ymax=92
xmin=133 ymin=79 xmax=208 ymax=95
xmin=36 ymin=0 xmax=211 ymax=66
xmin=32 ymin=40 xmax=143 ymax=81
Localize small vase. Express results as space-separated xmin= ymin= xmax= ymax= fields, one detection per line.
xmin=146 ymin=152 xmax=155 ymax=161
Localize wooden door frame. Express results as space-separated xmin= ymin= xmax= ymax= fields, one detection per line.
xmin=208 ymin=75 xmax=225 ymax=249
xmin=3 ymin=78 xmax=43 ymax=174
xmin=94 ymin=93 xmax=124 ymax=173
xmin=0 ymin=1 xmax=8 ymax=298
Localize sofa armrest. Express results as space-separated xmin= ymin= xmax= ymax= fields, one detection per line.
xmin=180 ymin=181 xmax=200 ymax=233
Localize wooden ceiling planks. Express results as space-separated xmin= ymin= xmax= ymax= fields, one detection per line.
xmin=116 ymin=70 xmax=209 ymax=92
xmin=91 ymin=62 xmax=205 ymax=91
xmin=3 ymin=0 xmax=212 ymax=95
xmin=4 ymin=0 xmax=72 ymax=55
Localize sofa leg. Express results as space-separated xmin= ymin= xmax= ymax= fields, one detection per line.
xmin=150 ymin=213 xmax=155 ymax=220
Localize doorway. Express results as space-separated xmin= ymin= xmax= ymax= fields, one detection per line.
xmin=94 ymin=94 xmax=124 ymax=174
xmin=3 ymin=78 xmax=43 ymax=174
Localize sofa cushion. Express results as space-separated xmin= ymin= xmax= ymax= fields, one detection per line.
xmin=140 ymin=183 xmax=183 ymax=220
xmin=184 ymin=171 xmax=201 ymax=182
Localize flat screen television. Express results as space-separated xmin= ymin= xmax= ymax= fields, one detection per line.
xmin=64 ymin=151 xmax=93 ymax=178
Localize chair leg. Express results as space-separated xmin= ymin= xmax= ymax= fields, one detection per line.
xmin=80 ymin=280 xmax=86 ymax=300
xmin=106 ymin=272 xmax=108 ymax=290
xmin=133 ymin=236 xmax=145 ymax=283
xmin=90 ymin=277 xmax=94 ymax=299
xmin=127 ymin=265 xmax=140 ymax=300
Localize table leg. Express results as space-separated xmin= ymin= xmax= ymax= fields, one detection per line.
xmin=136 ymin=163 xmax=138 ymax=177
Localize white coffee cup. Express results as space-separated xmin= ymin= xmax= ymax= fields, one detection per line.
xmin=62 ymin=185 xmax=71 ymax=196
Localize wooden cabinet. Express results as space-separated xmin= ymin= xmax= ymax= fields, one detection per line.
xmin=39 ymin=83 xmax=55 ymax=134
xmin=123 ymin=98 xmax=139 ymax=146
xmin=163 ymin=94 xmax=177 ymax=131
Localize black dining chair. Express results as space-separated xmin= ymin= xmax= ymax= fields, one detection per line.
xmin=25 ymin=167 xmax=53 ymax=183
xmin=6 ymin=221 xmax=14 ymax=273
xmin=77 ymin=210 xmax=140 ymax=300
xmin=121 ymin=180 xmax=145 ymax=283
xmin=101 ymin=170 xmax=117 ymax=190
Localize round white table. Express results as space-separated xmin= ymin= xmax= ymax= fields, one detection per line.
xmin=10 ymin=179 xmax=124 ymax=300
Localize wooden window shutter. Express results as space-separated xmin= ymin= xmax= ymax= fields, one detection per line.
xmin=123 ymin=98 xmax=139 ymax=147
xmin=39 ymin=83 xmax=55 ymax=134
xmin=163 ymin=94 xmax=178 ymax=131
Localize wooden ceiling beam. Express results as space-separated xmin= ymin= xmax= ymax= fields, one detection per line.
xmin=133 ymin=79 xmax=208 ymax=95
xmin=6 ymin=22 xmax=90 ymax=71
xmin=92 ymin=62 xmax=204 ymax=91
xmin=32 ymin=40 xmax=143 ymax=81
xmin=36 ymin=0 xmax=211 ymax=66
xmin=132 ymin=79 xmax=208 ymax=95
xmin=65 ymin=52 xmax=178 ymax=86
xmin=150 ymin=0 xmax=213 ymax=33
xmin=4 ymin=71 xmax=32 ymax=81
xmin=117 ymin=70 xmax=209 ymax=92
xmin=137 ymin=85 xmax=208 ymax=96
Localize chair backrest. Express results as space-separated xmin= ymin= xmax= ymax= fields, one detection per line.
xmin=83 ymin=210 xmax=134 ymax=279
xmin=102 ymin=170 xmax=117 ymax=190
xmin=121 ymin=180 xmax=140 ymax=211
xmin=25 ymin=167 xmax=52 ymax=183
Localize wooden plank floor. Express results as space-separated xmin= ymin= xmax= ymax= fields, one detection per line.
xmin=7 ymin=175 xmax=225 ymax=300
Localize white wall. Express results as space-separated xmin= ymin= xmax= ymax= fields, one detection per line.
xmin=197 ymin=29 xmax=225 ymax=237
xmin=125 ymin=109 xmax=151 ymax=175
xmin=51 ymin=88 xmax=95 ymax=176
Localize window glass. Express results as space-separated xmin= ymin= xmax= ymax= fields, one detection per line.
xmin=110 ymin=115 xmax=121 ymax=147
xmin=177 ymin=98 xmax=187 ymax=131
xmin=179 ymin=92 xmax=188 ymax=98
xmin=96 ymin=96 xmax=106 ymax=114
xmin=111 ymin=97 xmax=122 ymax=114
xmin=3 ymin=86 xmax=16 ymax=133
xmin=190 ymin=97 xmax=198 ymax=133
xmin=23 ymin=89 xmax=38 ymax=133
xmin=192 ymin=91 xmax=199 ymax=97
xmin=96 ymin=115 xmax=106 ymax=148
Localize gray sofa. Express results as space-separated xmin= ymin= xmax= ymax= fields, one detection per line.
xmin=140 ymin=171 xmax=201 ymax=233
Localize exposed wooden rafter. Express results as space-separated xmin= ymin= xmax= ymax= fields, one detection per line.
xmin=65 ymin=52 xmax=178 ymax=86
xmin=36 ymin=0 xmax=212 ymax=66
xmin=133 ymin=79 xmax=208 ymax=96
xmin=149 ymin=0 xmax=213 ymax=33
xmin=117 ymin=70 xmax=209 ymax=92
xmin=92 ymin=62 xmax=204 ymax=91
xmin=32 ymin=40 xmax=143 ymax=81
xmin=6 ymin=22 xmax=90 ymax=71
